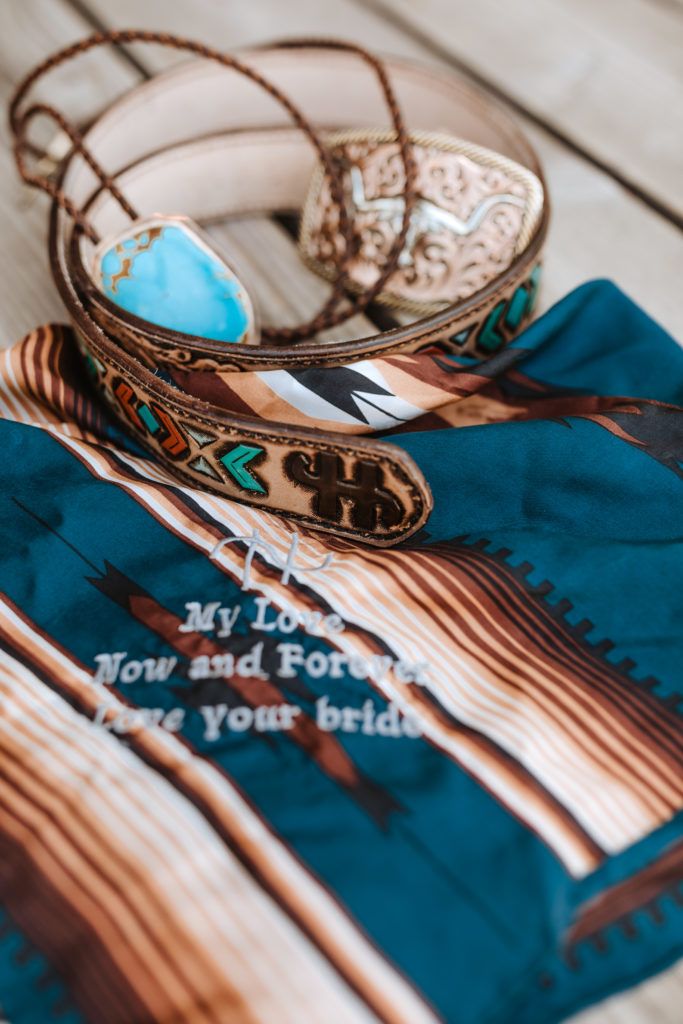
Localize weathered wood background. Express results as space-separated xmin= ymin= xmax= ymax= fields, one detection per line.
xmin=0 ymin=1 xmax=682 ymax=1021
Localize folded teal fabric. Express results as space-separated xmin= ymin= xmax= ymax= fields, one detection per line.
xmin=0 ymin=279 xmax=680 ymax=1023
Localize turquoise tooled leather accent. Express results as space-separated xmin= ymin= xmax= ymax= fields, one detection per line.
xmin=474 ymin=264 xmax=543 ymax=354
xmin=220 ymin=444 xmax=266 ymax=493
xmin=138 ymin=403 xmax=161 ymax=435
xmin=477 ymin=300 xmax=508 ymax=353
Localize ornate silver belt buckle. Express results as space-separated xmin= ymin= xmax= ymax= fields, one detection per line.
xmin=299 ymin=129 xmax=544 ymax=315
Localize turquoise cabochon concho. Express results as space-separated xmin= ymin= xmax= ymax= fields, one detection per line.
xmin=91 ymin=215 xmax=258 ymax=344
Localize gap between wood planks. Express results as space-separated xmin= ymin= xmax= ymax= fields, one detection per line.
xmin=356 ymin=0 xmax=683 ymax=232
xmin=65 ymin=0 xmax=151 ymax=78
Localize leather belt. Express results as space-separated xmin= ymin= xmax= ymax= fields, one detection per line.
xmin=12 ymin=37 xmax=549 ymax=546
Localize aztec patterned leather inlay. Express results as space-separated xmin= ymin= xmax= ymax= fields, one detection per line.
xmin=74 ymin=330 xmax=430 ymax=544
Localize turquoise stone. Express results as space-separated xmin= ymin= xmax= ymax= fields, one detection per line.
xmin=97 ymin=220 xmax=253 ymax=343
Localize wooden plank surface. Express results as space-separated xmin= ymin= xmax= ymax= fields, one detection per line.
xmin=0 ymin=1 xmax=682 ymax=1021
xmin=26 ymin=0 xmax=683 ymax=343
xmin=0 ymin=0 xmax=375 ymax=345
xmin=0 ymin=0 xmax=134 ymax=340
xmin=366 ymin=0 xmax=683 ymax=222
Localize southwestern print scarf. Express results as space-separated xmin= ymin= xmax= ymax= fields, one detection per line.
xmin=0 ymin=279 xmax=680 ymax=1023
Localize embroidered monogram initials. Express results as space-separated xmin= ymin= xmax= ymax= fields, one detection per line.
xmin=286 ymin=451 xmax=404 ymax=531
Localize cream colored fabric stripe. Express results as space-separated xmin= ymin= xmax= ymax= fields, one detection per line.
xmin=0 ymin=597 xmax=439 ymax=1024
xmin=0 ymin=645 xmax=389 ymax=1024
xmin=0 ymin=328 xmax=95 ymax=439
xmin=0 ymin=656 xmax=242 ymax=1024
xmin=0 ymin=337 xmax=44 ymax=424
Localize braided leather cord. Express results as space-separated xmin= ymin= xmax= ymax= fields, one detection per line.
xmin=9 ymin=30 xmax=418 ymax=343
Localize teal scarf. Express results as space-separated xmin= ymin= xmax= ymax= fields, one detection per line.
xmin=0 ymin=279 xmax=680 ymax=1023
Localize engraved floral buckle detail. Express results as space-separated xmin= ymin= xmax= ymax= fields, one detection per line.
xmin=300 ymin=129 xmax=544 ymax=315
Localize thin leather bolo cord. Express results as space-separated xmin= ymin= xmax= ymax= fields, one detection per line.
xmin=9 ymin=30 xmax=418 ymax=344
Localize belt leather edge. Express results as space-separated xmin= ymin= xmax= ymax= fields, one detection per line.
xmin=66 ymin=188 xmax=549 ymax=372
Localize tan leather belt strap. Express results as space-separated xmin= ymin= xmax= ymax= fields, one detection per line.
xmin=16 ymin=40 xmax=548 ymax=546
xmin=65 ymin=126 xmax=546 ymax=371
